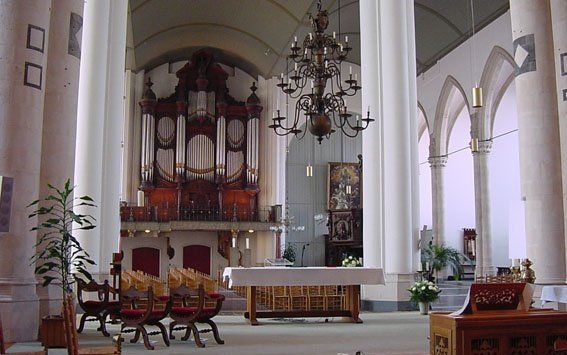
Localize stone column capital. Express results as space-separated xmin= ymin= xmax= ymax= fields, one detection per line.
xmin=473 ymin=140 xmax=493 ymax=155
xmin=428 ymin=156 xmax=448 ymax=168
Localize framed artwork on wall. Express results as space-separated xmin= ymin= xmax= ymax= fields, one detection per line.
xmin=327 ymin=162 xmax=361 ymax=210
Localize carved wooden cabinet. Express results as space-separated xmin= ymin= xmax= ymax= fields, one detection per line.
xmin=430 ymin=311 xmax=567 ymax=355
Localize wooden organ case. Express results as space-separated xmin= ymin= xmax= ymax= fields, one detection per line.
xmin=138 ymin=50 xmax=262 ymax=222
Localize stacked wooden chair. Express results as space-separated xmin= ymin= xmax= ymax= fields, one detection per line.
xmin=119 ymin=286 xmax=171 ymax=351
xmin=76 ymin=279 xmax=120 ymax=337
xmin=168 ymin=284 xmax=225 ymax=348
xmin=0 ymin=314 xmax=46 ymax=355
xmin=250 ymin=285 xmax=346 ymax=311
xmin=62 ymin=294 xmax=120 ymax=355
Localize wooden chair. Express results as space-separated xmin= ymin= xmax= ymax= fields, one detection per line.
xmin=289 ymin=286 xmax=308 ymax=310
xmin=120 ymin=286 xmax=171 ymax=350
xmin=272 ymin=286 xmax=290 ymax=310
xmin=0 ymin=313 xmax=46 ymax=355
xmin=168 ymin=284 xmax=225 ymax=348
xmin=325 ymin=285 xmax=344 ymax=311
xmin=76 ymin=278 xmax=120 ymax=337
xmin=307 ymin=286 xmax=326 ymax=311
xmin=62 ymin=294 xmax=120 ymax=355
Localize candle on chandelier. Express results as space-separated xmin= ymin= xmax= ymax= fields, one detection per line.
xmin=333 ymin=31 xmax=336 ymax=39
xmin=340 ymin=44 xmax=343 ymax=52
xmin=325 ymin=60 xmax=328 ymax=69
xmin=356 ymin=115 xmax=360 ymax=126
xmin=294 ymin=36 xmax=298 ymax=43
xmin=349 ymin=66 xmax=352 ymax=75
xmin=324 ymin=47 xmax=327 ymax=55
xmin=294 ymin=63 xmax=298 ymax=71
xmin=309 ymin=32 xmax=313 ymax=41
xmin=311 ymin=80 xmax=314 ymax=89
xmin=354 ymin=73 xmax=358 ymax=81
xmin=345 ymin=35 xmax=349 ymax=43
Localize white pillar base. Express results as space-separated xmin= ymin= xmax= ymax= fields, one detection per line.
xmin=361 ymin=273 xmax=414 ymax=312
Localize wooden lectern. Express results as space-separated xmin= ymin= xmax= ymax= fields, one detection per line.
xmin=430 ymin=283 xmax=567 ymax=354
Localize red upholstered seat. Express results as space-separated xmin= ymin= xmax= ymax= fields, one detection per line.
xmin=158 ymin=295 xmax=171 ymax=301
xmin=120 ymin=309 xmax=166 ymax=320
xmin=171 ymin=307 xmax=216 ymax=318
xmin=207 ymin=293 xmax=224 ymax=299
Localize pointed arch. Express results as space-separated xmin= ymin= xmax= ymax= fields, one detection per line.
xmin=476 ymin=46 xmax=515 ymax=140
xmin=432 ymin=75 xmax=470 ymax=157
xmin=418 ymin=101 xmax=430 ymax=141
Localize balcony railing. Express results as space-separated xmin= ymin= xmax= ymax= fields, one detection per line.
xmin=120 ymin=205 xmax=275 ymax=223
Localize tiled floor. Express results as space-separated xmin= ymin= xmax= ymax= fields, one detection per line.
xmin=8 ymin=312 xmax=430 ymax=355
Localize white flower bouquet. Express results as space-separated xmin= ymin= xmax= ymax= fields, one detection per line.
xmin=341 ymin=255 xmax=362 ymax=267
xmin=408 ymin=280 xmax=441 ymax=303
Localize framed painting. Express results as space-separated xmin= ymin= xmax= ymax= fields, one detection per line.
xmin=327 ymin=162 xmax=361 ymax=210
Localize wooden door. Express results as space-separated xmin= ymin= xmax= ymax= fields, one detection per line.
xmin=183 ymin=245 xmax=211 ymax=275
xmin=132 ymin=247 xmax=160 ymax=277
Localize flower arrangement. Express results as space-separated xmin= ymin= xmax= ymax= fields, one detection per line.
xmin=408 ymin=280 xmax=441 ymax=303
xmin=341 ymin=255 xmax=362 ymax=267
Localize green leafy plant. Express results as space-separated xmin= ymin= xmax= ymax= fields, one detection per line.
xmin=282 ymin=243 xmax=296 ymax=263
xmin=422 ymin=243 xmax=469 ymax=279
xmin=28 ymin=179 xmax=97 ymax=297
xmin=408 ymin=280 xmax=441 ymax=303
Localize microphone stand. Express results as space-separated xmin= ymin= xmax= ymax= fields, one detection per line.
xmin=300 ymin=243 xmax=310 ymax=267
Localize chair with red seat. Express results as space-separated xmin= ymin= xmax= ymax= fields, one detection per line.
xmin=168 ymin=284 xmax=225 ymax=348
xmin=119 ymin=286 xmax=171 ymax=350
xmin=76 ymin=278 xmax=120 ymax=337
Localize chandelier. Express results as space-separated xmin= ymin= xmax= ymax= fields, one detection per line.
xmin=269 ymin=0 xmax=374 ymax=143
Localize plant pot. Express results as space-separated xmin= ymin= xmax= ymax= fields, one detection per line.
xmin=40 ymin=315 xmax=67 ymax=348
xmin=418 ymin=301 xmax=429 ymax=315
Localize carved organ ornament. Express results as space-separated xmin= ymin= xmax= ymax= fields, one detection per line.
xmin=138 ymin=50 xmax=262 ymax=218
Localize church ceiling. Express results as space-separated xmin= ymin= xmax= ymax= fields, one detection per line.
xmin=127 ymin=0 xmax=509 ymax=77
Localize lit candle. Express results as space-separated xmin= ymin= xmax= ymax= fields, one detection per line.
xmin=232 ymin=237 xmax=236 ymax=248
xmin=246 ymin=237 xmax=250 ymax=249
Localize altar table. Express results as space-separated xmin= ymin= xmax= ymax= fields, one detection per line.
xmin=222 ymin=267 xmax=385 ymax=325
xmin=540 ymin=285 xmax=567 ymax=306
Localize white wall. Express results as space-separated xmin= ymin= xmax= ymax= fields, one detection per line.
xmin=444 ymin=108 xmax=476 ymax=252
xmin=418 ymin=133 xmax=432 ymax=230
xmin=489 ymin=83 xmax=521 ymax=267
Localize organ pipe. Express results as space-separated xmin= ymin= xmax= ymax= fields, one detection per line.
xmin=139 ymin=77 xmax=157 ymax=187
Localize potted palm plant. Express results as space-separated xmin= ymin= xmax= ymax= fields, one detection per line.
xmin=28 ymin=179 xmax=96 ymax=347
xmin=422 ymin=244 xmax=468 ymax=282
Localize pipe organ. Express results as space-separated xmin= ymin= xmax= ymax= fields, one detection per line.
xmin=138 ymin=50 xmax=262 ymax=219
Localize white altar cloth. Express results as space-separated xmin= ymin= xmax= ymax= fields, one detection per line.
xmin=222 ymin=267 xmax=385 ymax=288
xmin=541 ymin=285 xmax=567 ymax=306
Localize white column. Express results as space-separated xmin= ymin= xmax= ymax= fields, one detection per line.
xmin=39 ymin=0 xmax=84 ymax=318
xmin=510 ymin=0 xmax=566 ymax=284
xmin=360 ymin=0 xmax=416 ymax=304
xmin=429 ymin=156 xmax=447 ymax=247
xmin=74 ymin=0 xmax=127 ymax=277
xmin=0 ymin=0 xmax=50 ymax=342
xmin=550 ymin=0 xmax=567 ymax=283
xmin=360 ymin=0 xmax=383 ymax=277
xmin=472 ymin=140 xmax=493 ymax=277
xmin=100 ymin=0 xmax=128 ymax=277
